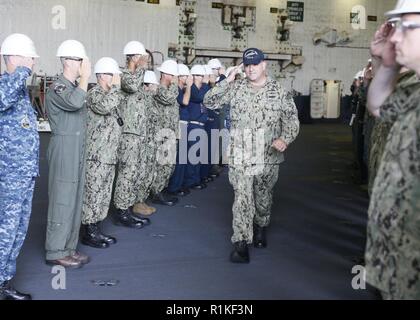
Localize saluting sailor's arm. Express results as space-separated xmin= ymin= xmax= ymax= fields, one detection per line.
xmin=0 ymin=67 xmax=31 ymax=112
xmin=50 ymin=85 xmax=87 ymax=112
xmin=204 ymin=63 xmax=241 ymax=110
xmin=87 ymin=86 xmax=121 ymax=115
xmin=203 ymin=79 xmax=235 ymax=110
xmin=180 ymin=75 xmax=193 ymax=106
xmin=154 ymin=83 xmax=178 ymax=106
xmin=121 ymin=67 xmax=145 ymax=93
xmin=278 ymin=91 xmax=300 ymax=146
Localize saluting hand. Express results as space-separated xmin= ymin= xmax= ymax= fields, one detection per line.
xmin=227 ymin=63 xmax=243 ymax=83
xmin=186 ymin=75 xmax=193 ymax=87
xmin=370 ymin=23 xmax=397 ymax=68
xmin=219 ymin=66 xmax=226 ymax=76
xmin=209 ymin=74 xmax=216 ymax=86
xmin=203 ymin=74 xmax=210 ymax=84
xmin=20 ymin=57 xmax=35 ymax=71
xmin=112 ymin=74 xmax=121 ymax=88
xmin=137 ymin=54 xmax=149 ymax=69
xmin=80 ymin=58 xmax=92 ymax=79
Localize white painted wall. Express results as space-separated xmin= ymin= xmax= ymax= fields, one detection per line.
xmin=0 ymin=0 xmax=179 ymax=80
xmin=195 ymin=0 xmax=396 ymax=95
xmin=0 ymin=0 xmax=396 ymax=94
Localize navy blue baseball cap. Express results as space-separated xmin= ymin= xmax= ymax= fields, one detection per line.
xmin=243 ymin=48 xmax=265 ymax=65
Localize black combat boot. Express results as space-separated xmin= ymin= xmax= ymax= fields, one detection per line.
xmin=152 ymin=191 xmax=178 ymax=206
xmin=230 ymin=241 xmax=250 ymax=263
xmin=113 ymin=209 xmax=144 ymax=229
xmin=253 ymin=224 xmax=267 ymax=248
xmin=128 ymin=207 xmax=151 ymax=226
xmin=94 ymin=222 xmax=117 ymax=245
xmin=0 ymin=281 xmax=32 ymax=300
xmin=81 ymin=224 xmax=109 ymax=249
xmin=179 ymin=188 xmax=190 ymax=196
xmin=191 ymin=182 xmax=207 ymax=190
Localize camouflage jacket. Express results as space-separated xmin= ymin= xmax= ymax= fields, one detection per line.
xmin=203 ymin=77 xmax=300 ymax=167
xmin=121 ymin=66 xmax=145 ymax=94
xmin=120 ymin=67 xmax=146 ymax=135
xmin=0 ymin=67 xmax=39 ymax=177
xmin=85 ymin=85 xmax=123 ymax=164
xmin=156 ymin=83 xmax=179 ymax=138
xmin=367 ymin=71 xmax=416 ymax=194
xmin=365 ymin=71 xmax=420 ymax=299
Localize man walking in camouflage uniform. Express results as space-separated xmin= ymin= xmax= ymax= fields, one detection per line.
xmin=365 ymin=2 xmax=420 ymax=299
xmin=204 ymin=48 xmax=300 ymax=263
xmin=0 ymin=33 xmax=38 ymax=300
xmin=113 ymin=41 xmax=152 ymax=227
xmin=81 ymin=57 xmax=123 ymax=249
xmin=45 ymin=40 xmax=91 ymax=269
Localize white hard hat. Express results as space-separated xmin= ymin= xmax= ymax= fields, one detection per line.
xmin=178 ymin=64 xmax=190 ymax=76
xmin=57 ymin=40 xmax=87 ymax=59
xmin=204 ymin=65 xmax=213 ymax=75
xmin=94 ymin=57 xmax=122 ymax=75
xmin=123 ymin=41 xmax=146 ymax=55
xmin=144 ymin=70 xmax=159 ymax=85
xmin=385 ymin=0 xmax=420 ymax=17
xmin=157 ymin=59 xmax=178 ymax=76
xmin=190 ymin=64 xmax=205 ymax=76
xmin=0 ymin=33 xmax=39 ymax=58
xmin=208 ymin=58 xmax=223 ymax=69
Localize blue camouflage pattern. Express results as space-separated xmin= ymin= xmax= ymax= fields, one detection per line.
xmin=0 ymin=175 xmax=35 ymax=283
xmin=0 ymin=67 xmax=40 ymax=177
xmin=0 ymin=66 xmax=39 ymax=284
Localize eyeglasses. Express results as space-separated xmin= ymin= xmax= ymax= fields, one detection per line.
xmin=64 ymin=57 xmax=83 ymax=62
xmin=395 ymin=19 xmax=420 ymax=34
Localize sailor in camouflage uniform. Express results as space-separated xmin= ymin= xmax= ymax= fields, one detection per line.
xmin=365 ymin=6 xmax=420 ymax=299
xmin=130 ymin=71 xmax=159 ymax=215
xmin=0 ymin=33 xmax=39 ymax=300
xmin=148 ymin=60 xmax=180 ymax=207
xmin=367 ymin=68 xmax=416 ymax=195
xmin=113 ymin=41 xmax=152 ymax=227
xmin=80 ymin=57 xmax=123 ymax=249
xmin=45 ymin=40 xmax=91 ymax=269
xmin=204 ymin=48 xmax=300 ymax=263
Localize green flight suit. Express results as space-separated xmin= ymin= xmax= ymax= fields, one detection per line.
xmin=45 ymin=75 xmax=87 ymax=260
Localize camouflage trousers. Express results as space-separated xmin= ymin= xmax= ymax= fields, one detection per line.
xmin=150 ymin=164 xmax=175 ymax=195
xmin=114 ymin=134 xmax=142 ymax=210
xmin=82 ymin=161 xmax=116 ymax=225
xmin=368 ymin=120 xmax=392 ymax=195
xmin=135 ymin=143 xmax=157 ymax=203
xmin=228 ymin=164 xmax=280 ymax=244
xmin=150 ymin=140 xmax=176 ymax=195
xmin=0 ymin=174 xmax=35 ymax=283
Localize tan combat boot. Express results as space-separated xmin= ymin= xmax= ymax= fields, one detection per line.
xmin=133 ymin=203 xmax=154 ymax=216
xmin=144 ymin=203 xmax=156 ymax=214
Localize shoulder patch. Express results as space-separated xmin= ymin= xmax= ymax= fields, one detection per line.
xmin=54 ymin=83 xmax=66 ymax=94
